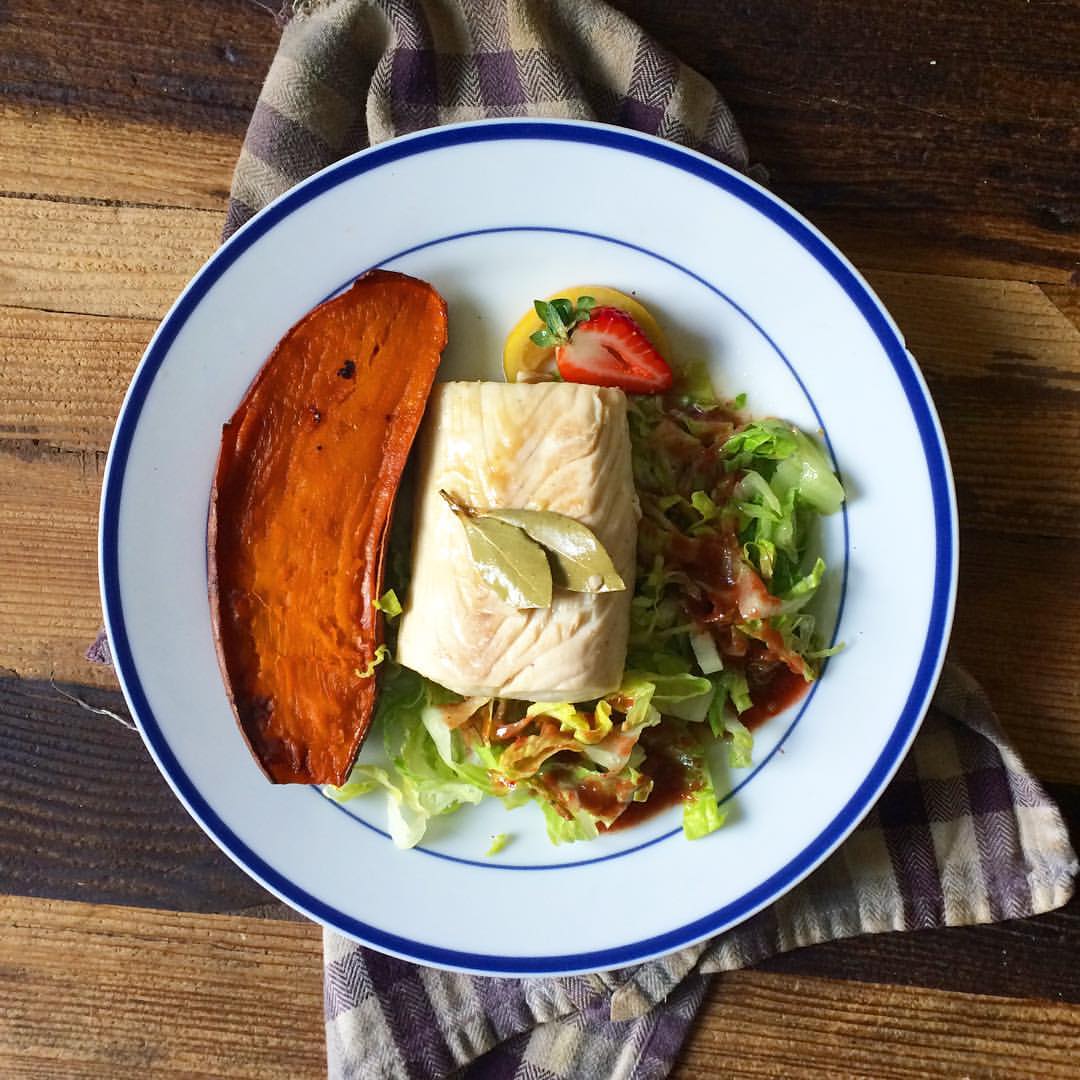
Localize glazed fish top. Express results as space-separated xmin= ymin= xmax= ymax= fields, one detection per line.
xmin=395 ymin=381 xmax=637 ymax=702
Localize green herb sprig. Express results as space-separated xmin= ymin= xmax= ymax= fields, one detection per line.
xmin=529 ymin=296 xmax=596 ymax=348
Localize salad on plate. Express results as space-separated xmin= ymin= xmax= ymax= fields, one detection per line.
xmin=208 ymin=274 xmax=845 ymax=850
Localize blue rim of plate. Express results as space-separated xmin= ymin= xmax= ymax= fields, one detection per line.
xmin=100 ymin=119 xmax=956 ymax=975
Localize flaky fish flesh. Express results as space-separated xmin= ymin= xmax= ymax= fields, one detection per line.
xmin=395 ymin=381 xmax=637 ymax=701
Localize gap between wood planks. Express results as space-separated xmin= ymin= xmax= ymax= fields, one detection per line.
xmin=1 ymin=895 xmax=1078 ymax=1080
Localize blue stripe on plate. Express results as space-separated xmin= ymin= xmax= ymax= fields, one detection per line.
xmin=100 ymin=119 xmax=954 ymax=975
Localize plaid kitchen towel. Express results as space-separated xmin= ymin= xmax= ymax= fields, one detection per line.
xmin=156 ymin=0 xmax=1080 ymax=1076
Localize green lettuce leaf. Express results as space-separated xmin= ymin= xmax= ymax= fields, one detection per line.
xmin=328 ymin=663 xmax=489 ymax=848
xmin=679 ymin=738 xmax=728 ymax=840
xmin=539 ymin=800 xmax=600 ymax=844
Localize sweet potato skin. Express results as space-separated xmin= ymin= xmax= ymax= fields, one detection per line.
xmin=208 ymin=270 xmax=447 ymax=785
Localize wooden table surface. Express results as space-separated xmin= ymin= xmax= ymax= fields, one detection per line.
xmin=2 ymin=0 xmax=1078 ymax=1075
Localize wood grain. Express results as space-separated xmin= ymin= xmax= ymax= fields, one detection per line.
xmin=623 ymin=0 xmax=1080 ymax=284
xmin=676 ymin=970 xmax=1080 ymax=1079
xmin=868 ymin=270 xmax=1080 ymax=540
xmin=1 ymin=0 xmax=277 ymax=133
xmin=0 ymin=677 xmax=269 ymax=913
xmin=0 ymin=896 xmax=325 ymax=1079
xmin=1044 ymin=284 xmax=1080 ymax=333
xmin=953 ymin=530 xmax=1080 ymax=784
xmin=0 ymin=104 xmax=238 ymax=211
xmin=2 ymin=895 xmax=1078 ymax=1079
xmin=0 ymin=450 xmax=117 ymax=687
xmin=0 ymin=196 xmax=219 ymax=319
xmin=0 ymin=306 xmax=151 ymax=450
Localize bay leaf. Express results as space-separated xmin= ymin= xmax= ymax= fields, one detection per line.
xmin=481 ymin=508 xmax=626 ymax=594
xmin=443 ymin=494 xmax=552 ymax=608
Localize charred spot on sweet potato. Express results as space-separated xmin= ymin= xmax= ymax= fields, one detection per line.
xmin=208 ymin=270 xmax=448 ymax=785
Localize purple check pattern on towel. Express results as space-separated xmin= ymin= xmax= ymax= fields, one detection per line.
xmin=110 ymin=1 xmax=1074 ymax=1076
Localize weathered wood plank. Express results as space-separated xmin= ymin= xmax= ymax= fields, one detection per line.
xmin=953 ymin=529 xmax=1080 ymax=785
xmin=0 ymin=450 xmax=117 ymax=688
xmin=0 ymin=105 xmax=238 ymax=211
xmin=0 ymin=306 xmax=151 ymax=450
xmin=0 ymin=896 xmax=325 ymax=1079
xmin=3 ymin=895 xmax=1078 ymax=1080
xmin=867 ymin=270 xmax=1080 ymax=540
xmin=0 ymin=196 xmax=219 ymax=319
xmin=625 ymin=0 xmax=1080 ymax=284
xmin=0 ymin=677 xmax=270 ymax=913
xmin=1043 ymin=284 xmax=1080 ymax=333
xmin=676 ymin=970 xmax=1080 ymax=1079
xmin=0 ymin=0 xmax=277 ymax=133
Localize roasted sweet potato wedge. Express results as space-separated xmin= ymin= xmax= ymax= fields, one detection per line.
xmin=209 ymin=270 xmax=448 ymax=785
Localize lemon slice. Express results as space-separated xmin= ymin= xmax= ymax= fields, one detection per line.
xmin=502 ymin=285 xmax=669 ymax=383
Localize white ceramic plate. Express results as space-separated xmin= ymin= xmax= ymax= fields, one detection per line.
xmin=100 ymin=119 xmax=956 ymax=976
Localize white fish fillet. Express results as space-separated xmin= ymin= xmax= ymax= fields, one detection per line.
xmin=395 ymin=381 xmax=637 ymax=701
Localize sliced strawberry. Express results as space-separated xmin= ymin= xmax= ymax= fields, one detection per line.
xmin=555 ymin=306 xmax=673 ymax=394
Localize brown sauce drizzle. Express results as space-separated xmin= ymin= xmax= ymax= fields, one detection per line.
xmin=741 ymin=663 xmax=809 ymax=730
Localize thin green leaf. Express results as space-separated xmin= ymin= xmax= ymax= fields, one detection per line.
xmin=550 ymin=298 xmax=574 ymax=326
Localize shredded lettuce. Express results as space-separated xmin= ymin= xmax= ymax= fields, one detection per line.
xmin=525 ymin=700 xmax=613 ymax=745
xmin=708 ymin=670 xmax=753 ymax=729
xmin=690 ymin=628 xmax=724 ymax=674
xmin=689 ymin=489 xmax=720 ymax=525
xmin=486 ymin=833 xmax=511 ymax=856
xmin=683 ymin=785 xmax=726 ymax=840
xmin=327 ymin=664 xmax=487 ymax=848
xmin=329 ymin=367 xmax=846 ymax=848
xmin=375 ymin=589 xmax=403 ymax=618
xmin=773 ymin=428 xmax=845 ymax=515
xmin=722 ymin=419 xmax=800 ymax=470
xmin=649 ymin=672 xmax=713 ymax=711
xmin=540 ymin=800 xmax=600 ymax=844
xmin=705 ymin=686 xmax=754 ymax=768
xmin=323 ymin=764 xmax=428 ymax=849
xmin=724 ymin=716 xmax=754 ymax=769
xmin=678 ymin=737 xmax=728 ymax=840
xmin=355 ymin=644 xmax=389 ymax=680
